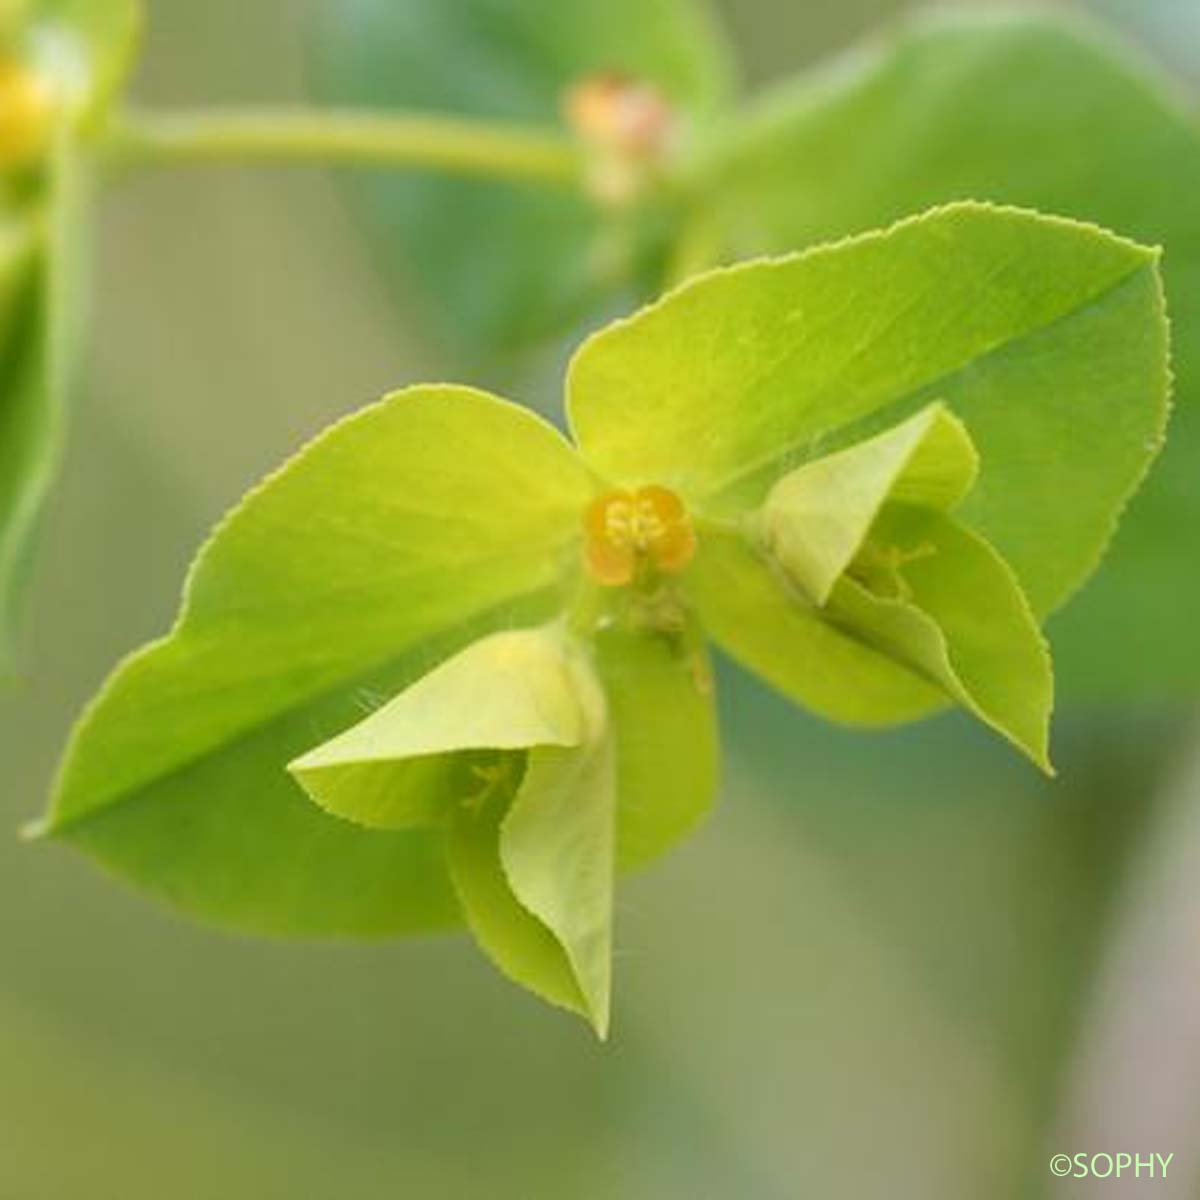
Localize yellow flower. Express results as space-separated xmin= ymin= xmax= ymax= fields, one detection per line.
xmin=583 ymin=484 xmax=696 ymax=587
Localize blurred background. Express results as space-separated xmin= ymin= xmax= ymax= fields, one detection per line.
xmin=3 ymin=0 xmax=1198 ymax=1196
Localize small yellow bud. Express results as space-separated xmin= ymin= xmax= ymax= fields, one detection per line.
xmin=563 ymin=73 xmax=678 ymax=207
xmin=565 ymin=73 xmax=675 ymax=159
xmin=0 ymin=55 xmax=54 ymax=169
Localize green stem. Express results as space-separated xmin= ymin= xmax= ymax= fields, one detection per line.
xmin=104 ymin=107 xmax=583 ymax=186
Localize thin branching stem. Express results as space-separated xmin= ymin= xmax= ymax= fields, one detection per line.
xmin=105 ymin=107 xmax=583 ymax=186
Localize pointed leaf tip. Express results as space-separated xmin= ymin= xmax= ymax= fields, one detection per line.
xmin=829 ymin=508 xmax=1054 ymax=772
xmin=437 ymin=639 xmax=617 ymax=1035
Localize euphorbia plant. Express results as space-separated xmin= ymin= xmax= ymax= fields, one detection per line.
xmin=0 ymin=0 xmax=1198 ymax=701
xmin=316 ymin=0 xmax=1200 ymax=697
xmin=30 ymin=202 xmax=1170 ymax=1033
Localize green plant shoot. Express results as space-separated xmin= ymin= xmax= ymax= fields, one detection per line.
xmin=31 ymin=202 xmax=1171 ymax=1034
xmin=0 ymin=0 xmax=140 ymax=671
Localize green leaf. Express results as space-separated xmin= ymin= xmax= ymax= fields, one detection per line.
xmin=311 ymin=0 xmax=733 ymax=361
xmin=284 ymin=616 xmax=712 ymax=1027
xmin=0 ymin=218 xmax=36 ymax=354
xmin=290 ymin=624 xmax=615 ymax=1034
xmin=828 ymin=507 xmax=1053 ymax=770
xmin=0 ymin=132 xmax=87 ymax=671
xmin=593 ymin=618 xmax=719 ymax=869
xmin=711 ymin=7 xmax=1200 ymax=694
xmin=34 ymin=386 xmax=595 ymax=936
xmin=761 ymin=402 xmax=977 ymax=605
xmin=569 ymin=202 xmax=1169 ymax=623
xmin=500 ymin=654 xmax=615 ymax=1036
xmin=755 ymin=402 xmax=1050 ymax=761
xmin=446 ymin=762 xmax=590 ymax=1025
xmin=687 ymin=527 xmax=945 ymax=727
xmin=288 ymin=628 xmax=585 ymax=831
xmin=289 ymin=612 xmax=719 ymax=871
xmin=0 ymin=0 xmax=138 ymax=668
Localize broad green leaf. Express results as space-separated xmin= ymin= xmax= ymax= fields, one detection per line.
xmin=34 ymin=386 xmax=595 ymax=936
xmin=711 ymin=6 xmax=1200 ymax=694
xmin=761 ymin=402 xmax=977 ymax=605
xmin=569 ymin=203 xmax=1169 ymax=622
xmin=688 ymin=527 xmax=945 ymax=727
xmin=311 ymin=0 xmax=734 ymax=361
xmin=501 ymin=655 xmax=615 ymax=1037
xmin=828 ymin=507 xmax=1053 ymax=770
xmin=288 ymin=628 xmax=584 ymax=831
xmin=593 ymin=619 xmax=719 ymax=868
xmin=446 ymin=762 xmax=590 ymax=1024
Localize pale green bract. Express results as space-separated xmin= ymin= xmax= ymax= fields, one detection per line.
xmin=827 ymin=509 xmax=1052 ymax=771
xmin=496 ymin=653 xmax=614 ymax=1037
xmin=288 ymin=629 xmax=588 ymax=831
xmin=291 ymin=628 xmax=616 ymax=1035
xmin=757 ymin=403 xmax=1053 ymax=769
xmin=760 ymin=404 xmax=979 ymax=607
xmin=35 ymin=203 xmax=1170 ymax=1033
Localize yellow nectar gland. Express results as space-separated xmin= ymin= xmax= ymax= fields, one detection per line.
xmin=583 ymin=484 xmax=696 ymax=587
xmin=0 ymin=56 xmax=54 ymax=169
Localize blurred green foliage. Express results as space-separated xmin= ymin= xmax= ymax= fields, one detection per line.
xmin=313 ymin=0 xmax=733 ymax=364
xmin=0 ymin=0 xmax=139 ymax=668
xmin=2 ymin=0 xmax=1198 ymax=1196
